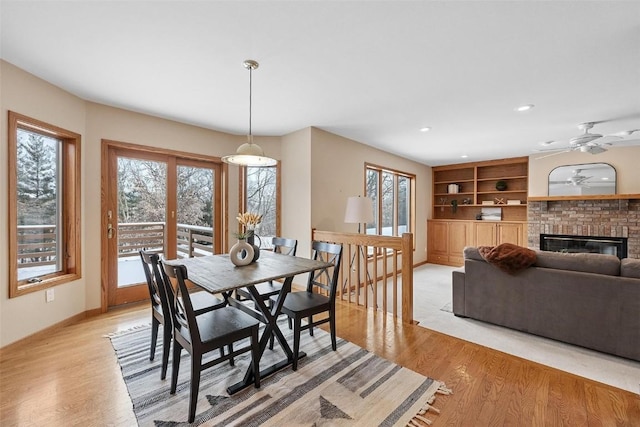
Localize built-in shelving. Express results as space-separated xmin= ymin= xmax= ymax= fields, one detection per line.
xmin=432 ymin=156 xmax=529 ymax=221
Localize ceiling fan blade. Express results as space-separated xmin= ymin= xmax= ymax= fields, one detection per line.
xmin=534 ymin=149 xmax=571 ymax=160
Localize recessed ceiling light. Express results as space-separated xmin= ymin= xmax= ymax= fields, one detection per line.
xmin=515 ymin=104 xmax=534 ymax=112
xmin=602 ymin=177 xmax=609 ymax=180
xmin=461 ymin=154 xmax=469 ymax=158
xmin=419 ymin=127 xmax=431 ymax=132
xmin=540 ymin=140 xmax=554 ymax=146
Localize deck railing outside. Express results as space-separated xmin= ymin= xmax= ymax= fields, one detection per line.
xmin=312 ymin=230 xmax=414 ymax=324
xmin=17 ymin=222 xmax=213 ymax=270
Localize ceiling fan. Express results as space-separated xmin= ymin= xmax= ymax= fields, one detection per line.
xmin=550 ymin=169 xmax=593 ymax=187
xmin=535 ymin=123 xmax=640 ymax=159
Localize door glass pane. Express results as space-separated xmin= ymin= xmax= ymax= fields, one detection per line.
xmin=177 ymin=165 xmax=214 ymax=258
xmin=398 ymin=176 xmax=409 ymax=234
xmin=365 ymin=169 xmax=378 ymax=235
xmin=381 ymin=171 xmax=395 ymax=236
xmin=16 ymin=129 xmax=60 ymax=281
xmin=117 ymin=157 xmax=167 ymax=286
xmin=245 ymin=166 xmax=277 ymax=249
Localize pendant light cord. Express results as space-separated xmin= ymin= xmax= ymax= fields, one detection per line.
xmin=248 ymin=65 xmax=252 ymax=139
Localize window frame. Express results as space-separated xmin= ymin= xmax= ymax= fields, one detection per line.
xmin=8 ymin=111 xmax=82 ymax=298
xmin=239 ymin=163 xmax=281 ymax=248
xmin=365 ymin=163 xmax=416 ymax=238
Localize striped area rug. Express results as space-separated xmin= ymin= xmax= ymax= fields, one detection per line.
xmin=109 ymin=320 xmax=450 ymax=426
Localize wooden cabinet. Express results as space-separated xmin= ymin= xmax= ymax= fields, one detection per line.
xmin=429 ymin=157 xmax=528 ymax=266
xmin=432 ymin=156 xmax=528 ymax=222
xmin=427 ymin=220 xmax=472 ymax=267
xmin=473 ymin=222 xmax=524 ymax=247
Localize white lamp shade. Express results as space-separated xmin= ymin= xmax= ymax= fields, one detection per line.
xmin=221 ymin=142 xmax=278 ymax=166
xmin=344 ymin=196 xmax=374 ymax=224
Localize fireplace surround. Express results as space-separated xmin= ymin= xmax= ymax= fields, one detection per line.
xmin=528 ymin=198 xmax=639 ymax=259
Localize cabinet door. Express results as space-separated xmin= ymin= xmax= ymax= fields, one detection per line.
xmin=474 ymin=222 xmax=497 ymax=246
xmin=448 ymin=221 xmax=471 ymax=264
xmin=497 ymin=223 xmax=524 ymax=246
xmin=428 ymin=221 xmax=449 ymax=256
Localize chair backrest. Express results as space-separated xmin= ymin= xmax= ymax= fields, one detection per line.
xmin=139 ymin=250 xmax=171 ymax=318
xmin=160 ymin=262 xmax=200 ymax=346
xmin=307 ymin=241 xmax=343 ymax=300
xmin=272 ymin=237 xmax=298 ymax=256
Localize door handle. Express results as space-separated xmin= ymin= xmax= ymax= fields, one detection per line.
xmin=107 ymin=223 xmax=114 ymax=239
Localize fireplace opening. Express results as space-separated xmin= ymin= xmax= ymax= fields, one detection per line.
xmin=540 ymin=234 xmax=628 ymax=259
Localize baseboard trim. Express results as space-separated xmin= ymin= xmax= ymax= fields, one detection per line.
xmin=0 ymin=308 xmax=101 ymax=353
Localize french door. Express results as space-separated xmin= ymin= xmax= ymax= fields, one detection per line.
xmin=102 ymin=141 xmax=222 ymax=307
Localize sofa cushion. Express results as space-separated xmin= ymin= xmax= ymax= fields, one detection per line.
xmin=621 ymin=258 xmax=640 ymax=278
xmin=534 ymin=251 xmax=620 ymax=276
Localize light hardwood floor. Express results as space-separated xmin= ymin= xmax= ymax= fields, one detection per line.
xmin=1 ymin=300 xmax=638 ymax=426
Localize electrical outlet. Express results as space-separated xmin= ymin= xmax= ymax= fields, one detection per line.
xmin=45 ymin=288 xmax=54 ymax=303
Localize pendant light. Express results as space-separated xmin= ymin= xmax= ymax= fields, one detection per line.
xmin=222 ymin=59 xmax=277 ymax=167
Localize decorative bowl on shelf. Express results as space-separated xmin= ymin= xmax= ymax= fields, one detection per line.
xmin=495 ymin=180 xmax=507 ymax=191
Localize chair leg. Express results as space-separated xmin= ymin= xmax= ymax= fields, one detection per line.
xmin=330 ymin=309 xmax=337 ymax=351
xmin=292 ymin=317 xmax=302 ymax=371
xmin=308 ymin=316 xmax=314 ymax=336
xmin=228 ymin=343 xmax=235 ymax=366
xmin=268 ymin=300 xmax=275 ymax=350
xmin=188 ymin=354 xmax=202 ymax=423
xmin=161 ymin=322 xmax=172 ymax=380
xmin=150 ymin=317 xmax=159 ymax=361
xmin=251 ymin=327 xmax=261 ymax=389
xmin=170 ymin=340 xmax=182 ymax=394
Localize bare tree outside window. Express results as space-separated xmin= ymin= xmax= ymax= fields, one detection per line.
xmin=366 ymin=164 xmax=414 ymax=237
xmin=16 ymin=129 xmax=60 ymax=280
xmin=245 ymin=166 xmax=277 ymax=248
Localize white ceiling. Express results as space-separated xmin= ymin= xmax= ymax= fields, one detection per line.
xmin=2 ymin=1 xmax=639 ymax=166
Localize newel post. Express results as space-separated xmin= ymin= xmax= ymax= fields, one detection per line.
xmin=401 ymin=233 xmax=414 ymax=323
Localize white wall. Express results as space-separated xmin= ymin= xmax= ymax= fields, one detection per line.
xmin=529 ymin=146 xmax=640 ymax=196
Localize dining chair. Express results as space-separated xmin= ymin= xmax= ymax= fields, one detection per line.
xmin=138 ymin=250 xmax=226 ymax=380
xmin=270 ymin=241 xmax=343 ymax=370
xmin=161 ymin=261 xmax=261 ymax=423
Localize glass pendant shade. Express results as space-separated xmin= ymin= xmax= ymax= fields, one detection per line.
xmin=222 ymin=60 xmax=277 ymax=167
xmin=221 ymin=140 xmax=278 ymax=167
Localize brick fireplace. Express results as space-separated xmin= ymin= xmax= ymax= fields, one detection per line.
xmin=527 ymin=198 xmax=640 ymax=259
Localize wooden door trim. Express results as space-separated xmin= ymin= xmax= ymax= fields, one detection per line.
xmin=100 ymin=139 xmax=227 ymax=312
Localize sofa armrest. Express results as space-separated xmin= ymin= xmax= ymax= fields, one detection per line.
xmin=452 ymin=268 xmax=467 ymax=317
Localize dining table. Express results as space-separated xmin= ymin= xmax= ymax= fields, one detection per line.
xmin=167 ymin=250 xmax=332 ymax=394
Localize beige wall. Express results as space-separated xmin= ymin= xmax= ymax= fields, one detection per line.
xmin=280 ymin=128 xmax=313 ymax=257
xmin=1 ymin=61 xmax=88 ymax=346
xmin=529 ymin=146 xmax=640 ymax=196
xmin=309 ymin=128 xmax=431 ymax=263
xmin=1 ymin=60 xmax=429 ymax=347
xmin=0 ymin=61 xmax=283 ymax=346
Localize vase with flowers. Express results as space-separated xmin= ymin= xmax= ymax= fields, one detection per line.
xmin=229 ymin=230 xmax=255 ymax=267
xmin=237 ymin=212 xmax=263 ymax=262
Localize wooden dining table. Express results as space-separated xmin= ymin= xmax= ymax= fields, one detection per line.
xmin=167 ymin=250 xmax=332 ymax=394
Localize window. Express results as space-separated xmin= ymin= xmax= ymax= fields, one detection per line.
xmin=365 ymin=164 xmax=414 ymax=237
xmin=8 ymin=112 xmax=81 ymax=297
xmin=240 ymin=164 xmax=280 ymax=249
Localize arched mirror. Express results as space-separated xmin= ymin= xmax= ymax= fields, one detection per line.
xmin=548 ymin=163 xmax=616 ymax=196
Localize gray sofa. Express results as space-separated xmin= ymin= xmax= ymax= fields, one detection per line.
xmin=452 ymin=247 xmax=640 ymax=362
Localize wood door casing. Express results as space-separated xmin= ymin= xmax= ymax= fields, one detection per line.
xmin=101 ymin=139 xmax=224 ymax=311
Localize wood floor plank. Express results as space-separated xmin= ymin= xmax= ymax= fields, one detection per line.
xmin=1 ymin=300 xmax=638 ymax=426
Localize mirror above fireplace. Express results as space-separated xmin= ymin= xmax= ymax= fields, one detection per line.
xmin=548 ymin=162 xmax=616 ymax=196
